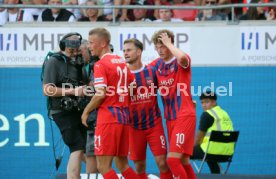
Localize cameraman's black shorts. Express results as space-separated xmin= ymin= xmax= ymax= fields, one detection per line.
xmin=86 ymin=111 xmax=97 ymax=156
xmin=86 ymin=130 xmax=95 ymax=156
xmin=52 ymin=111 xmax=87 ymax=153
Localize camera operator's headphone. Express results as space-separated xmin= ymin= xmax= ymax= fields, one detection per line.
xmin=59 ymin=32 xmax=82 ymax=51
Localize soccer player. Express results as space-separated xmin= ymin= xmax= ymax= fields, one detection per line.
xmin=150 ymin=29 xmax=197 ymax=179
xmin=81 ymin=28 xmax=139 ymax=179
xmin=123 ymin=38 xmax=173 ymax=179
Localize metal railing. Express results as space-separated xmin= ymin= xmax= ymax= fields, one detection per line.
xmin=0 ymin=3 xmax=276 ymax=24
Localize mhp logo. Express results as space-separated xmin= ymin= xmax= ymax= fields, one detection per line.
xmin=0 ymin=33 xmax=18 ymax=51
xmin=241 ymin=32 xmax=259 ymax=50
xmin=241 ymin=32 xmax=276 ymax=50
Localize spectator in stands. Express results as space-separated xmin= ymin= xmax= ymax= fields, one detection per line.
xmin=170 ymin=0 xmax=198 ymax=21
xmin=22 ymin=0 xmax=46 ymax=21
xmin=154 ymin=8 xmax=184 ymax=22
xmin=78 ymin=0 xmax=100 ymax=21
xmin=239 ymin=0 xmax=266 ymax=20
xmin=96 ymin=0 xmax=112 ymax=20
xmin=212 ymin=0 xmax=232 ymax=20
xmin=37 ymin=0 xmax=76 ymax=22
xmin=266 ymin=2 xmax=276 ymax=20
xmin=128 ymin=1 xmax=156 ymax=21
xmin=153 ymin=0 xmax=171 ymax=19
xmin=96 ymin=0 xmax=130 ymax=21
xmin=62 ymin=0 xmax=82 ymax=19
xmin=117 ymin=0 xmax=130 ymax=21
xmin=2 ymin=0 xmax=34 ymax=23
xmin=196 ymin=0 xmax=228 ymax=21
xmin=0 ymin=0 xmax=8 ymax=25
xmin=191 ymin=91 xmax=234 ymax=174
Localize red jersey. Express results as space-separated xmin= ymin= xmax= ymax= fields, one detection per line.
xmin=150 ymin=56 xmax=195 ymax=121
xmin=129 ymin=65 xmax=161 ymax=130
xmin=94 ymin=53 xmax=134 ymax=124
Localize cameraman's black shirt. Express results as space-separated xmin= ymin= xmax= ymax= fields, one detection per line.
xmin=43 ymin=54 xmax=83 ymax=112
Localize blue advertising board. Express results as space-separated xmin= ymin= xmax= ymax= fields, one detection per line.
xmin=0 ymin=67 xmax=276 ymax=178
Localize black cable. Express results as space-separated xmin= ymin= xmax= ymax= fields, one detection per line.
xmin=49 ymin=115 xmax=58 ymax=178
xmin=49 ymin=114 xmax=65 ymax=178
xmin=49 ymin=116 xmax=58 ymax=167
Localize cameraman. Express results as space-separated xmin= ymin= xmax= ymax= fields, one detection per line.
xmin=42 ymin=33 xmax=87 ymax=179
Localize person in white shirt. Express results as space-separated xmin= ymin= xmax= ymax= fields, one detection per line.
xmin=154 ymin=8 xmax=184 ymax=22
xmin=22 ymin=0 xmax=46 ymax=21
xmin=0 ymin=8 xmax=8 ymax=25
xmin=3 ymin=0 xmax=34 ymax=23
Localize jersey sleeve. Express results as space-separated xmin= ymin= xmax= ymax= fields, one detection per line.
xmin=148 ymin=58 xmax=159 ymax=67
xmin=93 ymin=62 xmax=107 ymax=88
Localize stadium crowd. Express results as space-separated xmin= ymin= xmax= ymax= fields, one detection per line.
xmin=0 ymin=0 xmax=275 ymax=25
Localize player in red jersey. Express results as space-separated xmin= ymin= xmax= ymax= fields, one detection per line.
xmin=123 ymin=38 xmax=173 ymax=179
xmin=150 ymin=29 xmax=197 ymax=179
xmin=81 ymin=28 xmax=139 ymax=179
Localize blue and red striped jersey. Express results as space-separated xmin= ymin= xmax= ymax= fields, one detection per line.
xmin=129 ymin=65 xmax=162 ymax=130
xmin=150 ymin=55 xmax=196 ymax=121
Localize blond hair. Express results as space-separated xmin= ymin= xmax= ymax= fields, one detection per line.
xmin=89 ymin=28 xmax=111 ymax=44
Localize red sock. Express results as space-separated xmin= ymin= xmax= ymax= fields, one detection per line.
xmin=137 ymin=172 xmax=148 ymax=179
xmin=122 ymin=167 xmax=139 ymax=179
xmin=103 ymin=169 xmax=119 ymax=179
xmin=167 ymin=158 xmax=188 ymax=179
xmin=183 ymin=164 xmax=196 ymax=179
xmin=160 ymin=170 xmax=173 ymax=179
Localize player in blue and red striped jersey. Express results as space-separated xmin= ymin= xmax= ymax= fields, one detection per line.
xmin=123 ymin=38 xmax=173 ymax=179
xmin=81 ymin=28 xmax=139 ymax=179
xmin=150 ymin=29 xmax=197 ymax=179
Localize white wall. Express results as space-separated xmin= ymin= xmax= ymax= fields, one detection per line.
xmin=0 ymin=22 xmax=275 ymax=67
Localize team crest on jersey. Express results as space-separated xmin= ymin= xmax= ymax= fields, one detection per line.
xmin=146 ymin=77 xmax=153 ymax=86
xmin=158 ymin=68 xmax=162 ymax=75
xmin=170 ymin=64 xmax=175 ymax=73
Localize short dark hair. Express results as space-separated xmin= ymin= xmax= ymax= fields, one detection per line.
xmin=200 ymin=91 xmax=217 ymax=101
xmin=124 ymin=38 xmax=143 ymax=51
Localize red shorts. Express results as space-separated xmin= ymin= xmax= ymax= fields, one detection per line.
xmin=129 ymin=120 xmax=167 ymax=161
xmin=166 ymin=116 xmax=196 ymax=156
xmin=94 ymin=123 xmax=129 ymax=156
